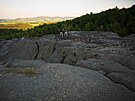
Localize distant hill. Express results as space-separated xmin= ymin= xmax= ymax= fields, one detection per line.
xmin=0 ymin=19 xmax=10 ymax=22
xmin=0 ymin=16 xmax=74 ymax=30
xmin=0 ymin=16 xmax=74 ymax=23
xmin=0 ymin=5 xmax=135 ymax=39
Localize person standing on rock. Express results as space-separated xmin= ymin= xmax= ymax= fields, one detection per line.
xmin=59 ymin=27 xmax=68 ymax=38
xmin=59 ymin=27 xmax=63 ymax=37
xmin=62 ymin=28 xmax=66 ymax=36
xmin=64 ymin=28 xmax=68 ymax=37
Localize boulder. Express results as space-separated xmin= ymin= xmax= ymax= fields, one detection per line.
xmin=98 ymin=53 xmax=135 ymax=70
xmin=47 ymin=47 xmax=73 ymax=63
xmin=1 ymin=39 xmax=38 ymax=62
xmin=75 ymin=58 xmax=131 ymax=73
xmin=107 ymin=72 xmax=135 ymax=92
xmin=63 ymin=47 xmax=85 ymax=65
xmin=0 ymin=38 xmax=57 ymax=63
xmin=48 ymin=42 xmax=86 ymax=65
xmin=87 ymin=51 xmax=135 ymax=70
xmin=0 ymin=40 xmax=19 ymax=59
xmin=36 ymin=39 xmax=56 ymax=60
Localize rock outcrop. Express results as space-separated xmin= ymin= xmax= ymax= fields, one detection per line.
xmin=0 ymin=63 xmax=135 ymax=101
xmin=0 ymin=31 xmax=135 ymax=100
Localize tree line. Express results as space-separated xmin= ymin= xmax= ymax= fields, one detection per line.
xmin=0 ymin=5 xmax=135 ymax=39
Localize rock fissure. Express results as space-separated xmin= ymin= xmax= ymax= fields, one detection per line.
xmin=52 ymin=43 xmax=56 ymax=53
xmin=61 ymin=53 xmax=67 ymax=63
xmin=34 ymin=41 xmax=40 ymax=60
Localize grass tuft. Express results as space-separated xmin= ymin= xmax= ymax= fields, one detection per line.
xmin=4 ymin=67 xmax=39 ymax=76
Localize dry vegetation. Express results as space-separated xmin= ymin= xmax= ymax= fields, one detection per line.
xmin=3 ymin=67 xmax=39 ymax=76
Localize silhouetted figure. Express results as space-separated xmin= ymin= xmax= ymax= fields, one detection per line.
xmin=59 ymin=27 xmax=68 ymax=39
xmin=64 ymin=29 xmax=68 ymax=37
xmin=59 ymin=28 xmax=63 ymax=37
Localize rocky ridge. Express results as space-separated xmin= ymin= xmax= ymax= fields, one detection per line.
xmin=0 ymin=31 xmax=135 ymax=101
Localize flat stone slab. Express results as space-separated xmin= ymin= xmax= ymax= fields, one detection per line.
xmin=0 ymin=63 xmax=135 ymax=101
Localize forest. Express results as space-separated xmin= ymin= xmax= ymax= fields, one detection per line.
xmin=0 ymin=5 xmax=135 ymax=39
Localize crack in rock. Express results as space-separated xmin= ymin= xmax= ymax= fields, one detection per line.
xmin=52 ymin=43 xmax=56 ymax=53
xmin=34 ymin=41 xmax=40 ymax=60
xmin=61 ymin=53 xmax=67 ymax=63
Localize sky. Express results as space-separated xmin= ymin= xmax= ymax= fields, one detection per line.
xmin=0 ymin=0 xmax=135 ymax=19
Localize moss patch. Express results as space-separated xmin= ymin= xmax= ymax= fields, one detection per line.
xmin=4 ymin=67 xmax=39 ymax=76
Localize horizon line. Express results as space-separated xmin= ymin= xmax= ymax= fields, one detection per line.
xmin=1 ymin=4 xmax=134 ymax=19
xmin=0 ymin=15 xmax=77 ymax=20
